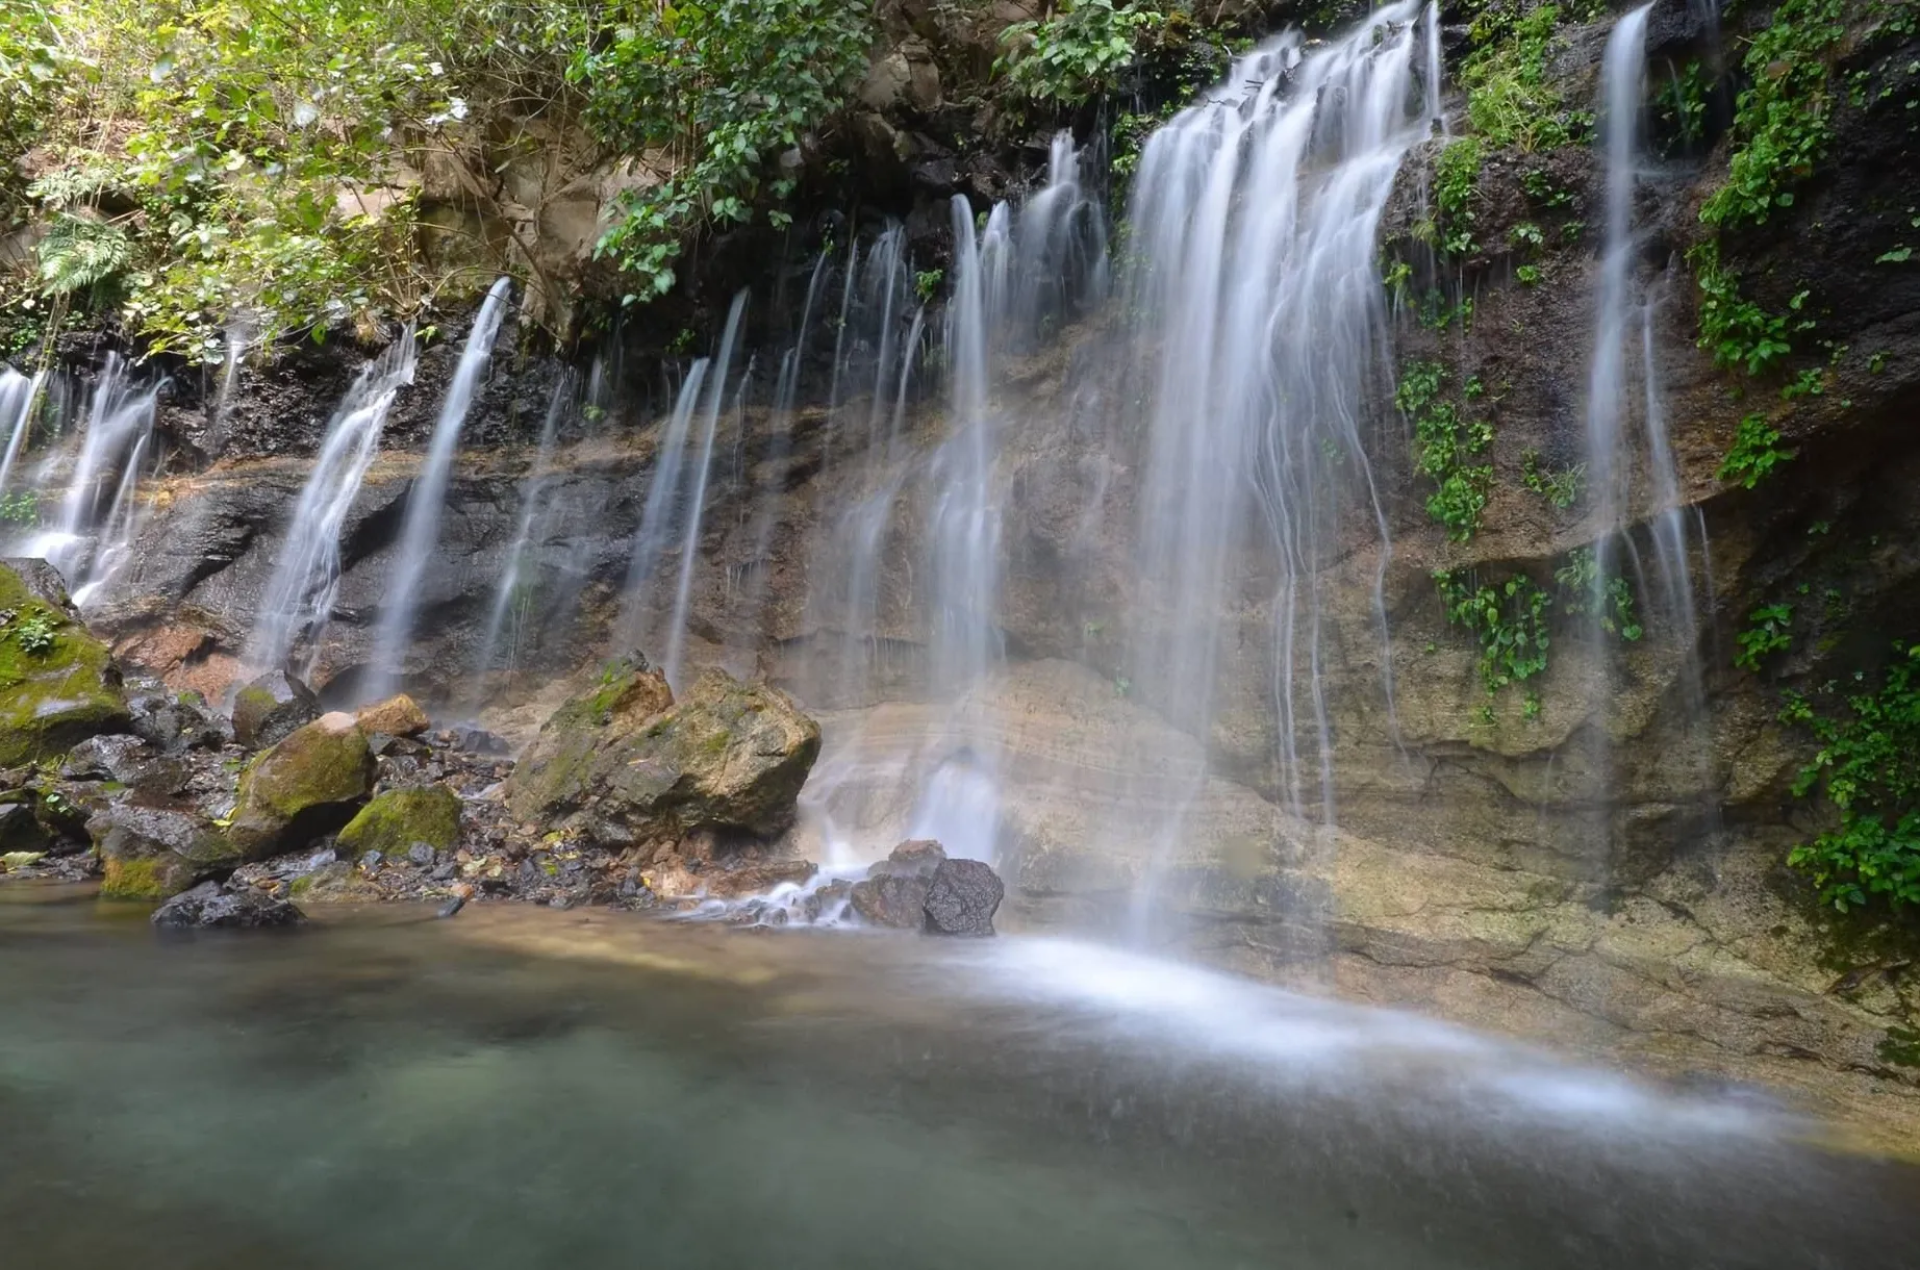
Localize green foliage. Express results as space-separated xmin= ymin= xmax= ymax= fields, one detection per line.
xmin=1699 ymin=0 xmax=1850 ymax=230
xmin=1785 ymin=643 xmax=1920 ymax=914
xmin=1718 ymin=412 xmax=1796 ymax=489
xmin=1435 ymin=569 xmax=1553 ymax=699
xmin=2 ymin=607 xmax=59 ymax=656
xmin=35 ymin=215 xmax=133 ymax=296
xmin=5 ymin=0 xmax=591 ymax=357
xmin=575 ymin=0 xmax=874 ymax=303
xmin=1432 ymin=136 xmax=1483 ymax=258
xmin=998 ymin=0 xmax=1168 ymax=107
xmin=1554 ymin=548 xmax=1642 ymax=640
xmin=1655 ymin=59 xmax=1713 ymax=156
xmin=1459 ymin=4 xmax=1577 ymax=152
xmin=1689 ymin=240 xmax=1812 ymax=377
xmin=0 ymin=491 xmax=38 ymax=526
xmin=1521 ymin=448 xmax=1584 ymax=510
xmin=914 ymin=269 xmax=944 ymax=303
xmin=1734 ymin=602 xmax=1795 ymax=672
xmin=1396 ymin=361 xmax=1493 ymax=542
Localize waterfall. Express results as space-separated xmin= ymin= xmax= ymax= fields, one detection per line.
xmin=0 ymin=369 xmax=42 ymax=498
xmin=1125 ymin=4 xmax=1422 ymax=851
xmin=472 ymin=370 xmax=573 ymax=692
xmin=28 ymin=354 xmax=160 ymax=604
xmin=244 ymin=331 xmax=418 ymax=681
xmin=1425 ymin=1 xmax=1447 ymax=133
xmin=365 ymin=276 xmax=511 ymax=699
xmin=618 ymin=361 xmax=710 ymax=646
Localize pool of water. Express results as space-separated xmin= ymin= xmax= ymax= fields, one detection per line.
xmin=4 ymin=883 xmax=1917 ymax=1269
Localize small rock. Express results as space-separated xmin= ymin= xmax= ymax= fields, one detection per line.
xmin=922 ymin=858 xmax=1004 ymax=937
xmin=407 ymin=841 xmax=436 ymax=867
xmin=231 ymin=669 xmax=321 ymax=750
xmin=356 ymin=693 xmax=431 ymax=737
xmin=431 ymin=861 xmax=456 ymax=881
xmin=62 ymin=733 xmax=187 ymax=797
xmin=0 ymin=800 xmax=51 ymax=854
xmin=1 ymin=849 xmax=47 ymax=870
xmin=129 ymin=688 xmax=229 ymax=753
xmin=436 ymin=894 xmax=467 ymax=919
xmin=868 ymin=838 xmax=946 ymax=880
xmin=449 ymin=724 xmax=511 ymax=755
xmin=152 ymin=880 xmax=305 ymax=929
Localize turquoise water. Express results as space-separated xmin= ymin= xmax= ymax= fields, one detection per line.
xmin=3 ymin=884 xmax=1916 ymax=1269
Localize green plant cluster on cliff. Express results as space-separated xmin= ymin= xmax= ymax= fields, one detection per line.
xmin=1397 ymin=361 xmax=1493 ymax=543
xmin=1458 ymin=3 xmax=1582 ymax=152
xmin=997 ymin=0 xmax=1170 ymax=105
xmin=573 ymin=0 xmax=874 ymax=304
xmin=1783 ymin=644 xmax=1920 ymax=915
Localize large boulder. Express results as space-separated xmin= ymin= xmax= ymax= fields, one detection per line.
xmin=62 ymin=733 xmax=189 ymax=798
xmin=127 ymin=684 xmax=230 ymax=753
xmin=922 ymin=858 xmax=1004 ymax=937
xmin=504 ymin=661 xmax=820 ymax=848
xmin=152 ymin=880 xmax=304 ymax=929
xmin=0 ymin=560 xmax=130 ymax=767
xmin=336 ymin=784 xmax=461 ymax=860
xmin=225 ymin=712 xmax=375 ymax=860
xmin=90 ymin=802 xmax=237 ymax=899
xmin=231 ymin=669 xmax=320 ymax=749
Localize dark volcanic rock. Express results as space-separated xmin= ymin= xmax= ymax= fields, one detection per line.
xmin=152 ymin=880 xmax=305 ymax=929
xmin=231 ymin=669 xmax=320 ymax=749
xmin=922 ymin=859 xmax=1003 ymax=937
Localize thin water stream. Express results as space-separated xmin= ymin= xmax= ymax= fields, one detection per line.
xmin=2 ymin=890 xmax=1916 ymax=1270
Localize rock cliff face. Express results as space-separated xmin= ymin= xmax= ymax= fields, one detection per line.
xmin=32 ymin=0 xmax=1920 ymax=1146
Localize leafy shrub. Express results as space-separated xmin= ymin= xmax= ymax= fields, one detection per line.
xmin=1397 ymin=361 xmax=1493 ymax=542
xmin=1458 ymin=4 xmax=1575 ymax=152
xmin=1435 ymin=569 xmax=1553 ymax=699
xmin=998 ymin=0 xmax=1168 ymax=107
xmin=1734 ymin=602 xmax=1794 ymax=672
xmin=8 ymin=608 xmax=58 ymax=655
xmin=1785 ymin=644 xmax=1920 ymax=914
xmin=1718 ymin=412 xmax=1796 ymax=489
xmin=575 ymin=0 xmax=874 ymax=303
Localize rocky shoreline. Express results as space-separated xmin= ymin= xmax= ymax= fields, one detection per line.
xmin=0 ymin=557 xmax=1007 ymax=936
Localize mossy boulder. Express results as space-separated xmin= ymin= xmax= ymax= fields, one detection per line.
xmin=90 ymin=803 xmax=237 ymax=900
xmin=504 ymin=663 xmax=820 ymax=847
xmin=0 ymin=560 xmax=130 ymax=768
xmin=336 ymin=784 xmax=462 ymax=860
xmin=226 ymin=711 xmax=375 ymax=860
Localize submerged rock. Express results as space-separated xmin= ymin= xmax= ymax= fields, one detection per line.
xmin=231 ymin=669 xmax=320 ymax=750
xmin=225 ymin=712 xmax=375 ymax=860
xmin=649 ymin=855 xmax=817 ymax=899
xmin=356 ymin=693 xmax=431 ymax=738
xmin=0 ymin=560 xmax=131 ymax=767
xmin=336 ymin=784 xmax=462 ymax=860
xmin=504 ymin=660 xmax=820 ymax=847
xmin=91 ymin=802 xmax=236 ymax=899
xmin=152 ymin=880 xmax=305 ymax=929
xmin=922 ymin=859 xmax=1004 ymax=937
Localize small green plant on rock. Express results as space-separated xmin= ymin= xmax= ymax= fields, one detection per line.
xmin=1521 ymin=449 xmax=1584 ymax=510
xmin=1397 ymin=361 xmax=1493 ymax=543
xmin=1734 ymin=602 xmax=1794 ymax=672
xmin=914 ymin=269 xmax=943 ymax=303
xmin=1718 ymin=412 xmax=1796 ymax=489
xmin=1435 ymin=569 xmax=1553 ymax=700
xmin=1431 ymin=136 xmax=1483 ymax=258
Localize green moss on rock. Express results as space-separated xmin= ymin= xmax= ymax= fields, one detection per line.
xmin=337 ymin=784 xmax=462 ymax=860
xmin=226 ymin=712 xmax=375 ymax=860
xmin=504 ymin=666 xmax=819 ymax=847
xmin=0 ymin=563 xmax=130 ymax=768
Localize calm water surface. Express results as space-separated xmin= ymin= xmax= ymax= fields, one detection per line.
xmin=3 ymin=883 xmax=1917 ymax=1269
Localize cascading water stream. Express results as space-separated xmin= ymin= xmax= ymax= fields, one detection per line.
xmin=244 ymin=331 xmax=418 ymax=681
xmin=1120 ymin=5 xmax=1424 ymax=924
xmin=28 ymin=354 xmax=160 ymax=603
xmin=0 ymin=369 xmax=43 ymax=498
xmin=366 ymin=276 xmax=511 ymax=699
xmin=1583 ymin=2 xmax=1713 ymax=836
xmin=472 ymin=370 xmax=573 ymax=693
xmin=662 ymin=290 xmax=748 ymax=690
